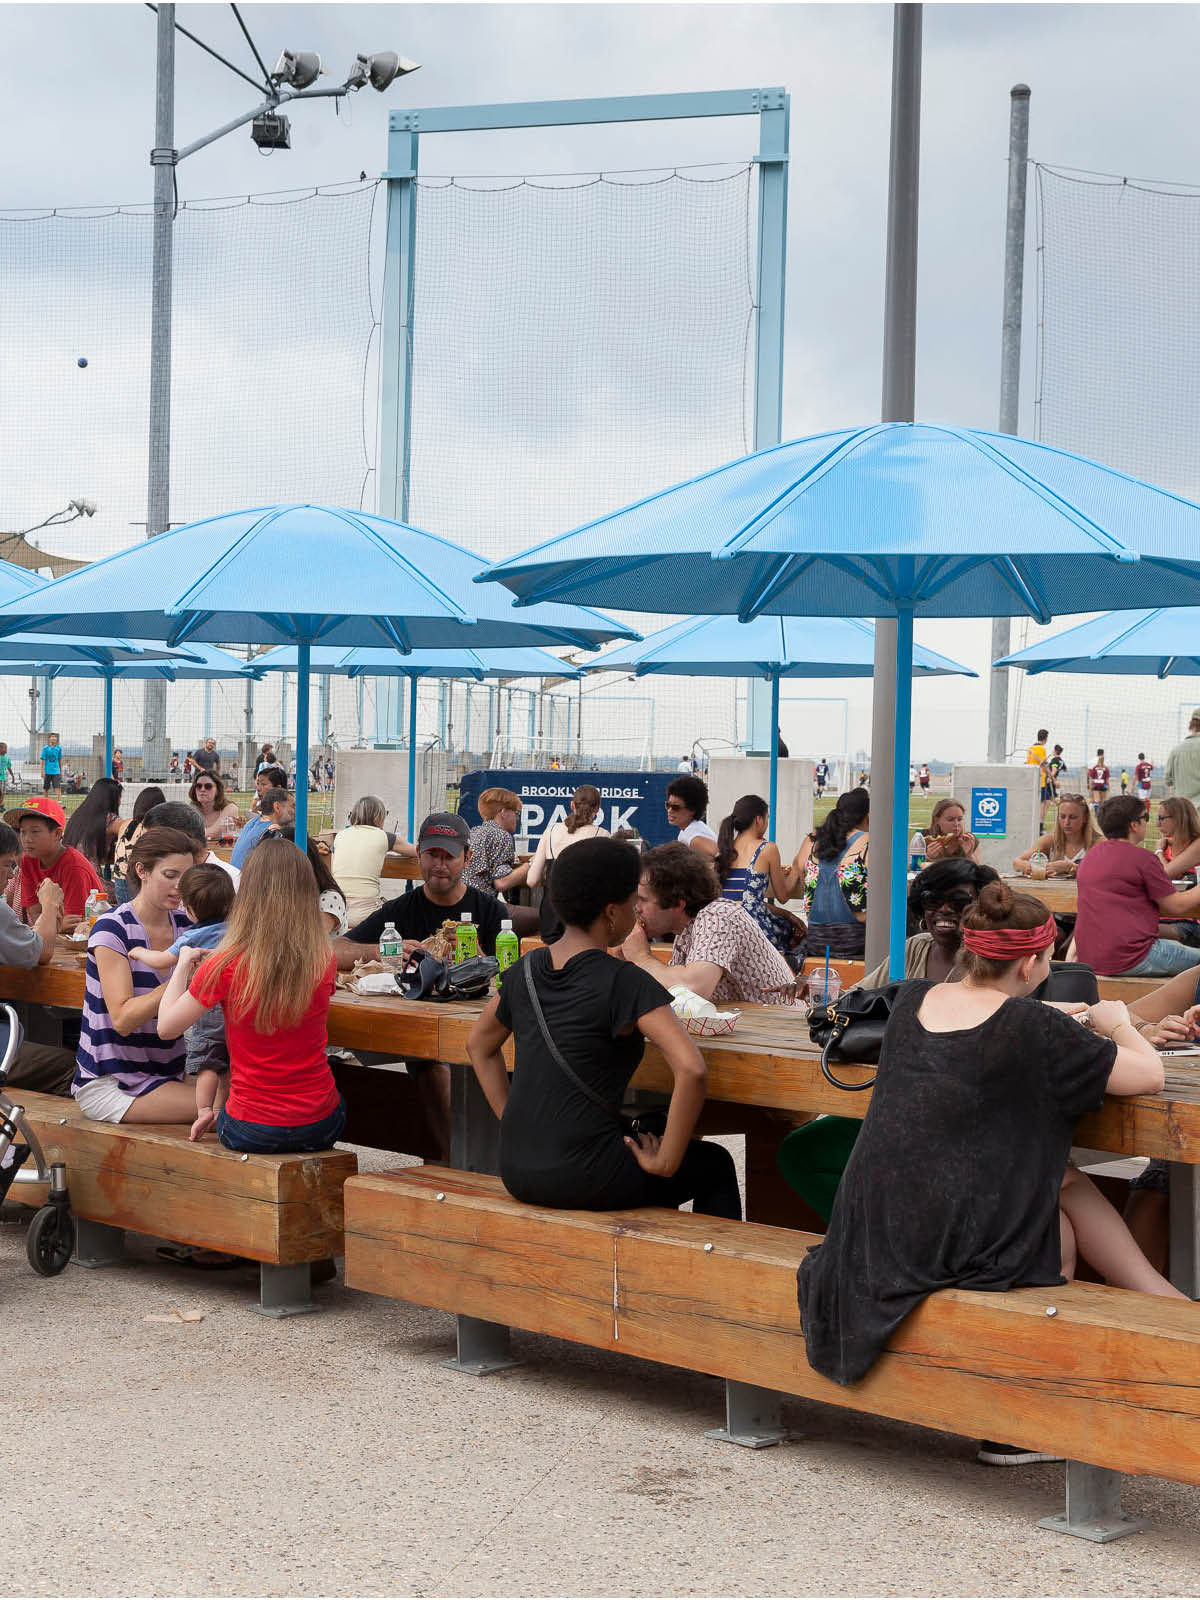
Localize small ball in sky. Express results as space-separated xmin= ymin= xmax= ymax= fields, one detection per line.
xmin=76 ymin=356 xmax=88 ymax=368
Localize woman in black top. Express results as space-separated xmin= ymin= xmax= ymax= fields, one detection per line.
xmin=796 ymin=880 xmax=1182 ymax=1388
xmin=467 ymin=836 xmax=742 ymax=1218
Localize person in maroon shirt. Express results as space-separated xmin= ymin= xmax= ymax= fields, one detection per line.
xmin=1075 ymin=795 xmax=1200 ymax=977
xmin=6 ymin=797 xmax=102 ymax=931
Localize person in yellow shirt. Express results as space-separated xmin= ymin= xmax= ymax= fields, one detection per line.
xmin=1026 ymin=727 xmax=1053 ymax=821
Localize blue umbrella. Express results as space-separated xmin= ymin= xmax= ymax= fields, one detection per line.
xmin=0 ymin=505 xmax=633 ymax=847
xmin=480 ymin=422 xmax=1200 ymax=974
xmin=995 ymin=610 xmax=1200 ymax=678
xmin=255 ymin=644 xmax=581 ymax=838
xmin=589 ymin=613 xmax=976 ymax=840
xmin=0 ymin=643 xmax=260 ymax=778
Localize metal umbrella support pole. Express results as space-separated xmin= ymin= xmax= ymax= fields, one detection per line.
xmin=867 ymin=2 xmax=922 ymax=976
xmin=988 ymin=83 xmax=1032 ymax=763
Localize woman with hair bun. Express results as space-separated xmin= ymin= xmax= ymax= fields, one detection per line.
xmin=792 ymin=787 xmax=870 ymax=959
xmin=796 ymin=878 xmax=1184 ymax=1392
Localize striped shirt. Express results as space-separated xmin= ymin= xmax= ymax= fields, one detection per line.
xmin=72 ymin=903 xmax=190 ymax=1097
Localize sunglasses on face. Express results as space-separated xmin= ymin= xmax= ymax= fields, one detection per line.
xmin=195 ymin=782 xmax=216 ymax=790
xmin=920 ymin=889 xmax=973 ymax=912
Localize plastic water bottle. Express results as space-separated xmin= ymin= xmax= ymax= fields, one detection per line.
xmin=83 ymin=889 xmax=109 ymax=932
xmin=495 ymin=918 xmax=519 ymax=984
xmin=909 ymin=830 xmax=927 ymax=874
xmin=378 ymin=921 xmax=402 ymax=972
xmin=455 ymin=912 xmax=478 ymax=964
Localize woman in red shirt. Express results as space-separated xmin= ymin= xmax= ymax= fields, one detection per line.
xmin=158 ymin=836 xmax=343 ymax=1153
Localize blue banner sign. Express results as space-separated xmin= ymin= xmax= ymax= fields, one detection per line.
xmin=970 ymin=785 xmax=1008 ymax=838
xmin=458 ymin=769 xmax=677 ymax=847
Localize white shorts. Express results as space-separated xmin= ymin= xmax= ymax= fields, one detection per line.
xmin=72 ymin=1075 xmax=136 ymax=1124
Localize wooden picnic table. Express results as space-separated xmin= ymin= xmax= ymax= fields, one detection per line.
xmin=7 ymin=951 xmax=1198 ymax=1290
xmin=1002 ymin=874 xmax=1077 ymax=915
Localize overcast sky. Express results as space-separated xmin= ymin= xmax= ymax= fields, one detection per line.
xmin=5 ymin=1 xmax=1200 ymax=763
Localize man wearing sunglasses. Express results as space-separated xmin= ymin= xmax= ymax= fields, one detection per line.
xmin=857 ymin=858 xmax=999 ymax=990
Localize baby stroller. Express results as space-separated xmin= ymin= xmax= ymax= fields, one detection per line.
xmin=0 ymin=1004 xmax=74 ymax=1275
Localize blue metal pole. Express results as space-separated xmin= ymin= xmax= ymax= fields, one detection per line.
xmin=889 ymin=606 xmax=915 ymax=976
xmin=379 ymin=125 xmax=419 ymax=520
xmin=294 ymin=641 xmax=311 ymax=852
xmin=407 ymin=674 xmax=418 ymax=841
xmin=103 ymin=675 xmax=114 ymax=779
xmin=768 ymin=673 xmax=780 ymax=841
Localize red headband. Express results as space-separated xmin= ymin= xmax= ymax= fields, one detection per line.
xmin=960 ymin=914 xmax=1057 ymax=960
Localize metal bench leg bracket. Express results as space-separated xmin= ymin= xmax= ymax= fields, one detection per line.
xmin=255 ymin=1262 xmax=317 ymax=1318
xmin=706 ymin=1380 xmax=785 ymax=1449
xmin=74 ymin=1219 xmax=125 ymax=1268
xmin=1038 ymin=1461 xmax=1147 ymax=1543
xmin=442 ymin=1314 xmax=520 ymax=1375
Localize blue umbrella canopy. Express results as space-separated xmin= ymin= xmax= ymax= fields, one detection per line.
xmin=995 ymin=609 xmax=1200 ymax=678
xmin=480 ymin=422 xmax=1200 ymax=974
xmin=0 ymin=504 xmax=633 ymax=847
xmin=0 ymin=644 xmax=259 ymax=777
xmin=589 ymin=613 xmax=976 ymax=678
xmin=479 ymin=423 xmax=1200 ymax=620
xmin=255 ymin=644 xmax=581 ymax=837
xmin=589 ymin=613 xmax=976 ymax=839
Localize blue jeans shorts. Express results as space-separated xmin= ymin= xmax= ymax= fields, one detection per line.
xmin=217 ymin=1096 xmax=347 ymax=1154
xmin=1119 ymin=940 xmax=1200 ymax=979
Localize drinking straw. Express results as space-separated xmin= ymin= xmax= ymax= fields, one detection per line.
xmin=824 ymin=943 xmax=831 ymax=1000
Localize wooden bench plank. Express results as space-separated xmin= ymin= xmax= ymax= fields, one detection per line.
xmin=16 ymin=1090 xmax=356 ymax=1265
xmin=343 ymin=1165 xmax=1200 ymax=1488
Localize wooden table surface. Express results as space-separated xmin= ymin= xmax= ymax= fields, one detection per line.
xmin=10 ymin=955 xmax=1200 ymax=1165
xmin=1001 ymin=875 xmax=1078 ymax=915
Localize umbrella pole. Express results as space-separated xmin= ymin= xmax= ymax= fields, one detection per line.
xmin=407 ymin=675 xmax=418 ymax=843
xmin=103 ymin=674 xmax=114 ymax=781
xmin=768 ymin=673 xmax=780 ymax=842
xmin=889 ymin=608 xmax=915 ymax=976
xmin=295 ymin=641 xmax=311 ymax=852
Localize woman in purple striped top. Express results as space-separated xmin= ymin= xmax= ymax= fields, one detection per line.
xmin=72 ymin=826 xmax=200 ymax=1125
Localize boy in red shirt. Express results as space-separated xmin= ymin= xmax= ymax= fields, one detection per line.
xmin=7 ymin=797 xmax=102 ymax=929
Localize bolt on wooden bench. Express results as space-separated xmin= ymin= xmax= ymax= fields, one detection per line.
xmin=344 ymin=1165 xmax=1200 ymax=1543
xmin=16 ymin=1090 xmax=356 ymax=1316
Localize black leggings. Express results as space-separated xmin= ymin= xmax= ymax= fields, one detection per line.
xmin=506 ymin=1137 xmax=743 ymax=1221
xmin=631 ymin=1137 xmax=743 ymax=1220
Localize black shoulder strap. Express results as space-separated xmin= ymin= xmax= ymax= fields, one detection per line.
xmin=522 ymin=956 xmax=619 ymax=1122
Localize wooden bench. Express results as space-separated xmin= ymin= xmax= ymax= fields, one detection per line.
xmin=13 ymin=1090 xmax=357 ymax=1316
xmin=344 ymin=1165 xmax=1200 ymax=1542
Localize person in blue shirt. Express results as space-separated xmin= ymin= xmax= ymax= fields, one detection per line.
xmin=40 ymin=732 xmax=62 ymax=795
xmin=231 ymin=787 xmax=295 ymax=870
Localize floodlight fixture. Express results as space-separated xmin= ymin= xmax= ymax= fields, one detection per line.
xmin=345 ymin=51 xmax=420 ymax=93
xmin=68 ymin=498 xmax=97 ymax=517
xmin=270 ymin=49 xmax=323 ymax=91
xmin=251 ymin=111 xmax=292 ymax=150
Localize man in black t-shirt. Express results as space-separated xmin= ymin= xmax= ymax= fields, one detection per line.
xmin=192 ymin=738 xmax=220 ymax=776
xmin=333 ymin=811 xmax=502 ymax=1161
xmin=335 ymin=811 xmax=503 ymax=967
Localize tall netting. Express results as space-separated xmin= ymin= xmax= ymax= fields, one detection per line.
xmin=0 ymin=183 xmax=379 ymax=770
xmin=1026 ymin=164 xmax=1200 ymax=776
xmin=404 ymin=169 xmax=755 ymax=766
xmin=0 ymin=164 xmax=755 ymax=777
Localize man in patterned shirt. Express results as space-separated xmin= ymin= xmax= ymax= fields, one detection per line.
xmin=622 ymin=842 xmax=794 ymax=1005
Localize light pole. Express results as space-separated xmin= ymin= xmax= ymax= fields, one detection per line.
xmin=142 ymin=5 xmax=418 ymax=775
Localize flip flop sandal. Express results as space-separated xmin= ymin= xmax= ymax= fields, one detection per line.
xmin=155 ymin=1244 xmax=243 ymax=1271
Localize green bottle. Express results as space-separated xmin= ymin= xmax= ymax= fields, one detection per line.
xmin=495 ymin=918 xmax=519 ymax=985
xmin=455 ymin=912 xmax=479 ymax=964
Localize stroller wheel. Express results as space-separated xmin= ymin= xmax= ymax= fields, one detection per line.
xmin=26 ymin=1203 xmax=74 ymax=1277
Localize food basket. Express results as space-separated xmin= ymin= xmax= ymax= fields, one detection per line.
xmin=682 ymin=1010 xmax=739 ymax=1038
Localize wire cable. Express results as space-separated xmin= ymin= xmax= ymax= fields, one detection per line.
xmin=230 ymin=4 xmax=274 ymax=93
xmin=144 ymin=3 xmax=270 ymax=97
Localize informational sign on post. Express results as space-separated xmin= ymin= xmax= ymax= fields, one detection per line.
xmin=970 ymin=786 xmax=1008 ymax=838
xmin=458 ymin=769 xmax=677 ymax=847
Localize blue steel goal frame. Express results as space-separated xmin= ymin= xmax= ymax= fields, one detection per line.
xmin=376 ymin=89 xmax=790 ymax=748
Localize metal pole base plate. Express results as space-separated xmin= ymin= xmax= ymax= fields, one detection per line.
xmin=705 ymin=1380 xmax=786 ymax=1449
xmin=1037 ymin=1511 xmax=1148 ymax=1544
xmin=254 ymin=1262 xmax=318 ymax=1318
xmin=442 ymin=1314 xmax=521 ymax=1375
xmin=1038 ymin=1462 xmax=1148 ymax=1543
